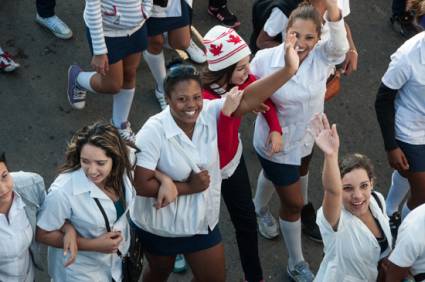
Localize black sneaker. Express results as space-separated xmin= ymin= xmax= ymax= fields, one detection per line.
xmin=301 ymin=202 xmax=322 ymax=243
xmin=390 ymin=12 xmax=419 ymax=38
xmin=389 ymin=212 xmax=401 ymax=245
xmin=208 ymin=5 xmax=240 ymax=28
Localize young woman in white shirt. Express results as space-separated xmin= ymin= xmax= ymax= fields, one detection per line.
xmin=250 ymin=1 xmax=349 ymax=280
xmin=131 ymin=37 xmax=299 ymax=281
xmin=0 ymin=153 xmax=77 ymax=282
xmin=375 ymin=31 xmax=425 ymax=219
xmin=66 ymin=0 xmax=153 ymax=142
xmin=36 ymin=122 xmax=141 ymax=281
xmin=310 ymin=113 xmax=392 ymax=282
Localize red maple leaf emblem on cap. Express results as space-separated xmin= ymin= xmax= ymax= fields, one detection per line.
xmin=209 ymin=43 xmax=223 ymax=56
xmin=227 ymin=34 xmax=241 ymax=44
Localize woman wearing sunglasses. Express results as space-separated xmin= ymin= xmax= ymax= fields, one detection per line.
xmin=130 ymin=36 xmax=299 ymax=281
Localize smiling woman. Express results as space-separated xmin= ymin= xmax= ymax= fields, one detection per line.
xmin=131 ymin=39 xmax=299 ymax=281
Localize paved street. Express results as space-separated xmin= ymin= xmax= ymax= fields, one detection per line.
xmin=0 ymin=0 xmax=408 ymax=280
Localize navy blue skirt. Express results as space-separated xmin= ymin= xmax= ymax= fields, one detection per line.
xmin=257 ymin=154 xmax=300 ymax=187
xmin=147 ymin=0 xmax=192 ymax=36
xmin=135 ymin=225 xmax=222 ymax=256
xmin=86 ymin=24 xmax=148 ymax=65
xmin=397 ymin=140 xmax=425 ymax=172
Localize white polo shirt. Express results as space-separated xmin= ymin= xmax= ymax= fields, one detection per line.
xmin=151 ymin=0 xmax=192 ymax=18
xmin=37 ymin=168 xmax=135 ymax=282
xmin=252 ymin=17 xmax=348 ymax=165
xmin=0 ymin=192 xmax=34 ymax=282
xmin=315 ymin=192 xmax=392 ymax=282
xmin=389 ymin=203 xmax=425 ymax=277
xmin=263 ymin=0 xmax=350 ymax=42
xmin=382 ymin=32 xmax=425 ymax=145
xmin=131 ymin=99 xmax=225 ymax=237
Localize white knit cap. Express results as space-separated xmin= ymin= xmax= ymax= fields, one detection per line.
xmin=203 ymin=25 xmax=251 ymax=71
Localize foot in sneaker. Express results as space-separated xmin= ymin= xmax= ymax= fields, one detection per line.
xmin=287 ymin=261 xmax=314 ymax=282
xmin=155 ymin=87 xmax=167 ymax=110
xmin=115 ymin=121 xmax=136 ymax=143
xmin=0 ymin=51 xmax=20 ymax=72
xmin=173 ymin=254 xmax=187 ymax=273
xmin=67 ymin=65 xmax=87 ymax=110
xmin=301 ymin=202 xmax=322 ymax=243
xmin=208 ymin=5 xmax=240 ymax=28
xmin=256 ymin=207 xmax=279 ymax=239
xmin=389 ymin=211 xmax=401 ymax=244
xmin=36 ymin=14 xmax=73 ymax=39
xmin=186 ymin=39 xmax=206 ymax=64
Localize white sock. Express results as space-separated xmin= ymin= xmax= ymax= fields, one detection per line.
xmin=300 ymin=174 xmax=309 ymax=205
xmin=0 ymin=47 xmax=4 ymax=55
xmin=386 ymin=171 xmax=410 ymax=216
xmin=162 ymin=33 xmax=172 ymax=49
xmin=401 ymin=203 xmax=411 ymax=220
xmin=279 ymin=218 xmax=304 ymax=270
xmin=76 ymin=71 xmax=96 ymax=93
xmin=253 ymin=170 xmax=275 ymax=214
xmin=143 ymin=50 xmax=166 ymax=93
xmin=112 ymin=88 xmax=135 ymax=128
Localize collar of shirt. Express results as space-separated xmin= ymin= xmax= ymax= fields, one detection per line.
xmin=161 ymin=106 xmax=209 ymax=140
xmin=71 ymin=168 xmax=111 ymax=200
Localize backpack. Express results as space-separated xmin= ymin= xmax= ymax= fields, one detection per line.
xmin=12 ymin=171 xmax=47 ymax=271
xmin=250 ymin=0 xmax=301 ymax=53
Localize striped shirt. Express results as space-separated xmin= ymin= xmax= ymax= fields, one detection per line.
xmin=84 ymin=0 xmax=153 ymax=55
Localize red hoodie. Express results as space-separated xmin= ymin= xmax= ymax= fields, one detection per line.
xmin=203 ymin=74 xmax=282 ymax=169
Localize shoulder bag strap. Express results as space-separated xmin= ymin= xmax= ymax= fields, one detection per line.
xmin=94 ymin=198 xmax=111 ymax=232
xmin=371 ymin=191 xmax=384 ymax=213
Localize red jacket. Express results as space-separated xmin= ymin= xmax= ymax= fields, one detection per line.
xmin=203 ymin=74 xmax=282 ymax=168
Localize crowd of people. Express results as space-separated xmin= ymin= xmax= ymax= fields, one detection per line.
xmin=1 ymin=0 xmax=425 ymax=281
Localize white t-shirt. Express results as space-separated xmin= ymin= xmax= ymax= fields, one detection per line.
xmin=381 ymin=32 xmax=425 ymax=145
xmin=151 ymin=0 xmax=192 ymax=18
xmin=262 ymin=0 xmax=350 ymax=42
xmin=252 ymin=18 xmax=348 ymax=165
xmin=0 ymin=192 xmax=34 ymax=282
xmin=131 ymin=99 xmax=225 ymax=237
xmin=315 ymin=192 xmax=392 ymax=282
xmin=37 ymin=168 xmax=135 ymax=282
xmin=389 ymin=203 xmax=425 ymax=277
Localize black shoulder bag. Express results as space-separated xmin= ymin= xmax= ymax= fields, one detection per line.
xmin=94 ymin=198 xmax=143 ymax=282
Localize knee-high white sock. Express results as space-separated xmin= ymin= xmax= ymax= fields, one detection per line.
xmin=401 ymin=203 xmax=411 ymax=220
xmin=112 ymin=88 xmax=135 ymax=128
xmin=162 ymin=32 xmax=172 ymax=49
xmin=386 ymin=171 xmax=410 ymax=216
xmin=77 ymin=71 xmax=96 ymax=93
xmin=253 ymin=170 xmax=275 ymax=214
xmin=143 ymin=50 xmax=166 ymax=93
xmin=279 ymin=218 xmax=304 ymax=270
xmin=300 ymin=174 xmax=309 ymax=205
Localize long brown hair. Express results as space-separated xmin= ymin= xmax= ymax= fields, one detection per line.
xmin=201 ymin=63 xmax=238 ymax=92
xmin=59 ymin=121 xmax=134 ymax=200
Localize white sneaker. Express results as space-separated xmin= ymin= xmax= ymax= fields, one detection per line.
xmin=257 ymin=207 xmax=279 ymax=239
xmin=287 ymin=261 xmax=315 ymax=282
xmin=0 ymin=52 xmax=20 ymax=72
xmin=115 ymin=121 xmax=136 ymax=143
xmin=155 ymin=88 xmax=167 ymax=110
xmin=36 ymin=14 xmax=73 ymax=39
xmin=186 ymin=39 xmax=206 ymax=64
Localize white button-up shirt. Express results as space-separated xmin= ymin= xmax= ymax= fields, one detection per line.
xmin=389 ymin=203 xmax=425 ymax=277
xmin=252 ymin=17 xmax=349 ymax=165
xmin=315 ymin=192 xmax=392 ymax=282
xmin=382 ymin=32 xmax=425 ymax=145
xmin=37 ymin=168 xmax=135 ymax=282
xmin=131 ymin=99 xmax=224 ymax=237
xmin=0 ymin=192 xmax=34 ymax=282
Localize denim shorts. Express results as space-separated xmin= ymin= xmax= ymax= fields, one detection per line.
xmin=397 ymin=140 xmax=425 ymax=172
xmin=147 ymin=0 xmax=192 ymax=36
xmin=86 ymin=24 xmax=148 ymax=65
xmin=135 ymin=225 xmax=222 ymax=256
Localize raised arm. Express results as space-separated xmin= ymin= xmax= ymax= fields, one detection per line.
xmin=232 ymin=33 xmax=299 ymax=117
xmin=310 ymin=113 xmax=342 ymax=229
